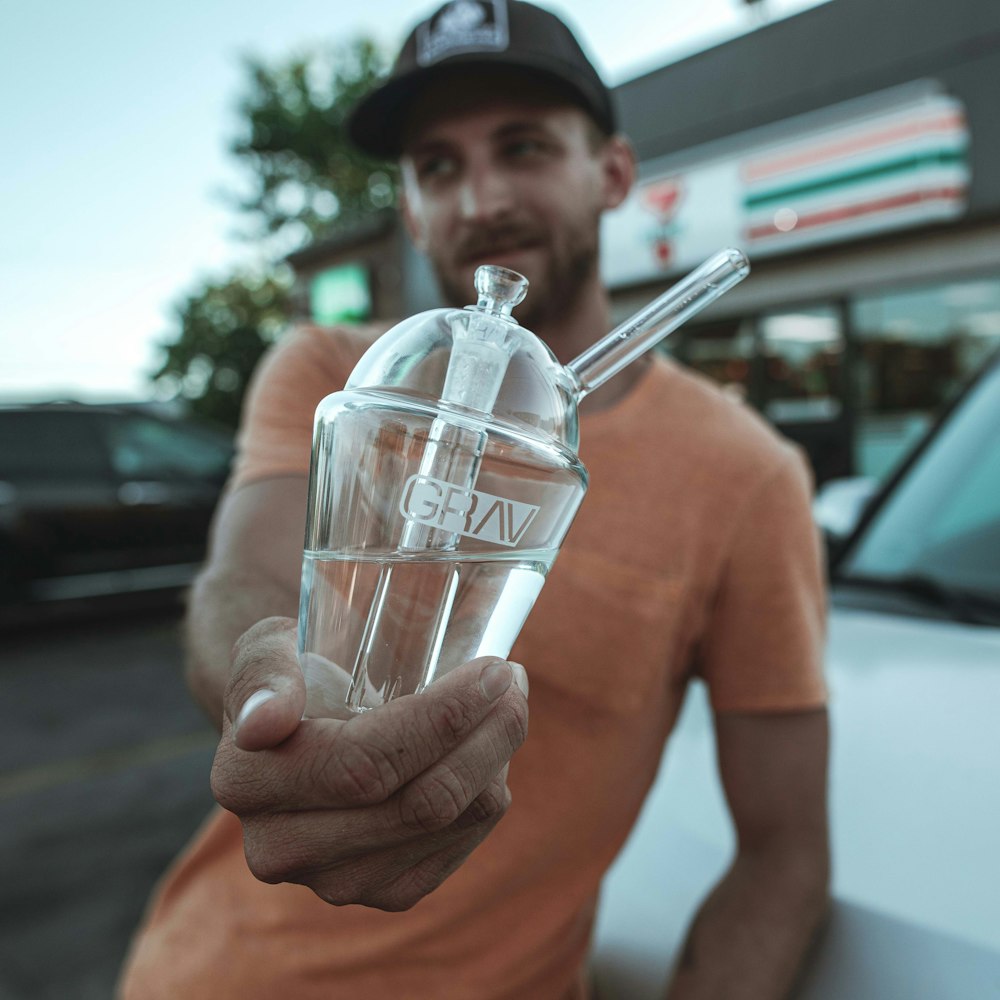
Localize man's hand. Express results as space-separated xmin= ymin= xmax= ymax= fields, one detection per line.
xmin=210 ymin=617 xmax=529 ymax=911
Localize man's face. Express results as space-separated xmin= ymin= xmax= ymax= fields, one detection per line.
xmin=400 ymin=96 xmax=620 ymax=331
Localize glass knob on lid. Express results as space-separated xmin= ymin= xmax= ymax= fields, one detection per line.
xmin=473 ymin=265 xmax=529 ymax=316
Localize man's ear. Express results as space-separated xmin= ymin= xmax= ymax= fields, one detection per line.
xmin=600 ymin=135 xmax=636 ymax=211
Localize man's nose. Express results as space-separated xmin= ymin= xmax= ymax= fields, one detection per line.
xmin=458 ymin=165 xmax=514 ymax=223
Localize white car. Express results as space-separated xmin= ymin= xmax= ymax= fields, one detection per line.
xmin=591 ymin=354 xmax=1000 ymax=998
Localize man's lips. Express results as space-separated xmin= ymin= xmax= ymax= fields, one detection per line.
xmin=456 ymin=238 xmax=544 ymax=267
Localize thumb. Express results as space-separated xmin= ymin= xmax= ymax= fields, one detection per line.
xmin=225 ymin=617 xmax=306 ymax=751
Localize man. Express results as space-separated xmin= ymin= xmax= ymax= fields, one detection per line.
xmin=120 ymin=3 xmax=830 ymax=997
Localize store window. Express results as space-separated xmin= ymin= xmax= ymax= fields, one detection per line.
xmin=758 ymin=306 xmax=850 ymax=484
xmin=852 ymin=278 xmax=1000 ymax=479
xmin=676 ymin=309 xmax=851 ymax=483
xmin=674 ymin=317 xmax=756 ymax=404
xmin=758 ymin=307 xmax=845 ymax=424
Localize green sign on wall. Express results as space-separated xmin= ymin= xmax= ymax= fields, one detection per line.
xmin=310 ymin=263 xmax=372 ymax=324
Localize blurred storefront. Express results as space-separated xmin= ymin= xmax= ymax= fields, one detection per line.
xmin=287 ymin=0 xmax=1000 ymax=485
xmin=608 ymin=0 xmax=1000 ymax=483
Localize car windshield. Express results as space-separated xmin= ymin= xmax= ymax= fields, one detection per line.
xmin=838 ymin=357 xmax=1000 ymax=609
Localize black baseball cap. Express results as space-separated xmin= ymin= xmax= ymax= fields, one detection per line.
xmin=347 ymin=0 xmax=616 ymax=159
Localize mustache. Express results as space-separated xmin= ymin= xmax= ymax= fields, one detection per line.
xmin=453 ymin=225 xmax=546 ymax=264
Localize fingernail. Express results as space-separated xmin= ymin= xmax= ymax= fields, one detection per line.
xmin=480 ymin=660 xmax=512 ymax=701
xmin=235 ymin=689 xmax=275 ymax=734
xmin=510 ymin=662 xmax=529 ymax=699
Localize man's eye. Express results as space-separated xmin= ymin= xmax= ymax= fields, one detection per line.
xmin=416 ymin=156 xmax=457 ymax=180
xmin=505 ymin=138 xmax=547 ymax=159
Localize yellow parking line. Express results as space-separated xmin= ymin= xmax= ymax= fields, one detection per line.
xmin=0 ymin=730 xmax=217 ymax=800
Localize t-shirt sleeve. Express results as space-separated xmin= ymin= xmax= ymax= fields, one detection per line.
xmin=228 ymin=325 xmax=370 ymax=492
xmin=696 ymin=445 xmax=828 ymax=713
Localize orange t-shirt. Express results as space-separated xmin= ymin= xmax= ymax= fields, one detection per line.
xmin=119 ymin=324 xmax=827 ymax=1000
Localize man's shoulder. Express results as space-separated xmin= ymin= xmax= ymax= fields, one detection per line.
xmin=242 ymin=319 xmax=394 ymax=425
xmin=275 ymin=320 xmax=392 ymax=372
xmin=653 ymin=356 xmax=806 ymax=480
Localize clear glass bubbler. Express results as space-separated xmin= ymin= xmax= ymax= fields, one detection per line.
xmin=297 ymin=249 xmax=750 ymax=717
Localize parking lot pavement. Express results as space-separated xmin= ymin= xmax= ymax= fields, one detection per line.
xmin=0 ymin=605 xmax=218 ymax=1000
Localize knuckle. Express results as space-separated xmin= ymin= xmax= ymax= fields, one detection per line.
xmin=210 ymin=749 xmax=250 ymax=814
xmin=377 ymin=873 xmax=440 ymax=912
xmin=210 ymin=743 xmax=278 ymax=816
xmin=243 ymin=833 xmax=291 ymax=886
xmin=314 ymin=885 xmax=354 ymax=908
xmin=314 ymin=870 xmax=378 ymax=909
xmin=226 ymin=619 xmax=296 ymax=701
xmin=378 ymin=886 xmax=424 ymax=912
xmin=353 ymin=884 xmax=414 ymax=912
xmin=242 ymin=818 xmax=319 ymax=886
xmin=223 ymin=674 xmax=261 ymax=725
xmin=386 ymin=847 xmax=473 ymax=910
xmin=423 ymin=692 xmax=477 ymax=749
xmin=398 ymin=765 xmax=472 ymax=833
xmin=229 ymin=627 xmax=257 ymax=671
xmin=463 ymin=782 xmax=511 ymax=827
xmin=245 ymin=852 xmax=285 ymax=886
xmin=326 ymin=731 xmax=403 ymax=806
xmin=209 ymin=771 xmax=237 ymax=813
xmin=234 ymin=617 xmax=293 ymax=658
xmin=229 ymin=622 xmax=272 ymax=675
xmin=316 ymin=855 xmax=465 ymax=911
xmin=500 ymin=696 xmax=529 ymax=751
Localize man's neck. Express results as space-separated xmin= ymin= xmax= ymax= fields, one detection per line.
xmin=535 ymin=280 xmax=651 ymax=414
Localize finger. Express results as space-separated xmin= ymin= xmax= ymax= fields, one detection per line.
xmin=225 ymin=617 xmax=306 ymax=751
xmin=214 ymin=655 xmax=524 ymax=814
xmin=453 ymin=770 xmax=512 ymax=830
xmin=332 ymin=801 xmax=510 ymax=911
xmin=377 ymin=816 xmax=508 ymax=910
xmin=346 ymin=775 xmax=512 ymax=910
xmin=214 ymin=672 xmax=527 ymax=817
xmin=393 ymin=696 xmax=525 ymax=835
xmin=331 ymin=655 xmax=523 ymax=794
xmin=242 ymin=773 xmax=512 ymax=907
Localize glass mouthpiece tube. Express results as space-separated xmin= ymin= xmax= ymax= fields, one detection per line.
xmin=566 ymin=248 xmax=750 ymax=398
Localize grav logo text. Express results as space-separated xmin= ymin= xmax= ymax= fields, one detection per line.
xmin=400 ymin=474 xmax=540 ymax=548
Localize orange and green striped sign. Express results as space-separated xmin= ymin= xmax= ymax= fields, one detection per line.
xmin=743 ymin=96 xmax=969 ymax=249
xmin=600 ymin=90 xmax=971 ymax=288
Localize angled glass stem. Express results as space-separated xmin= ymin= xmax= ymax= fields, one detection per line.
xmin=567 ymin=248 xmax=751 ymax=398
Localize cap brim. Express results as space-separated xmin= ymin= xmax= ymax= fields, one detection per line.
xmin=346 ymin=56 xmax=613 ymax=160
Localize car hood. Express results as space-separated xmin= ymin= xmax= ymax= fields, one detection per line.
xmin=593 ymin=603 xmax=1000 ymax=998
xmin=824 ymin=606 xmax=1000 ymax=952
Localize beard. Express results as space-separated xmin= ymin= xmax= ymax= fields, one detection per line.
xmin=428 ymin=209 xmax=602 ymax=335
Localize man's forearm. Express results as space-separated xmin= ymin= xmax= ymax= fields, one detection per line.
xmin=665 ymin=845 xmax=830 ymax=1000
xmin=184 ymin=566 xmax=299 ymax=729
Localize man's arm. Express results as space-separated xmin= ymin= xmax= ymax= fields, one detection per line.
xmin=184 ymin=475 xmax=308 ymax=727
xmin=666 ymin=708 xmax=830 ymax=1000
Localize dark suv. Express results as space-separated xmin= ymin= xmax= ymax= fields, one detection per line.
xmin=0 ymin=402 xmax=234 ymax=611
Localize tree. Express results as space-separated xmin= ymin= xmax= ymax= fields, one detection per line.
xmin=152 ymin=36 xmax=393 ymax=425
xmin=227 ymin=37 xmax=396 ymax=256
xmin=152 ymin=267 xmax=293 ymax=428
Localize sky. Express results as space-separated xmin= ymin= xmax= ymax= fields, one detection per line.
xmin=1 ymin=0 xmax=827 ymax=402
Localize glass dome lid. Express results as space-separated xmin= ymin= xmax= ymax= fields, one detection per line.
xmin=344 ymin=249 xmax=752 ymax=453
xmin=345 ymin=266 xmax=582 ymax=450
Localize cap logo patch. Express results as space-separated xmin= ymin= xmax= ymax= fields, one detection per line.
xmin=417 ymin=0 xmax=510 ymax=66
